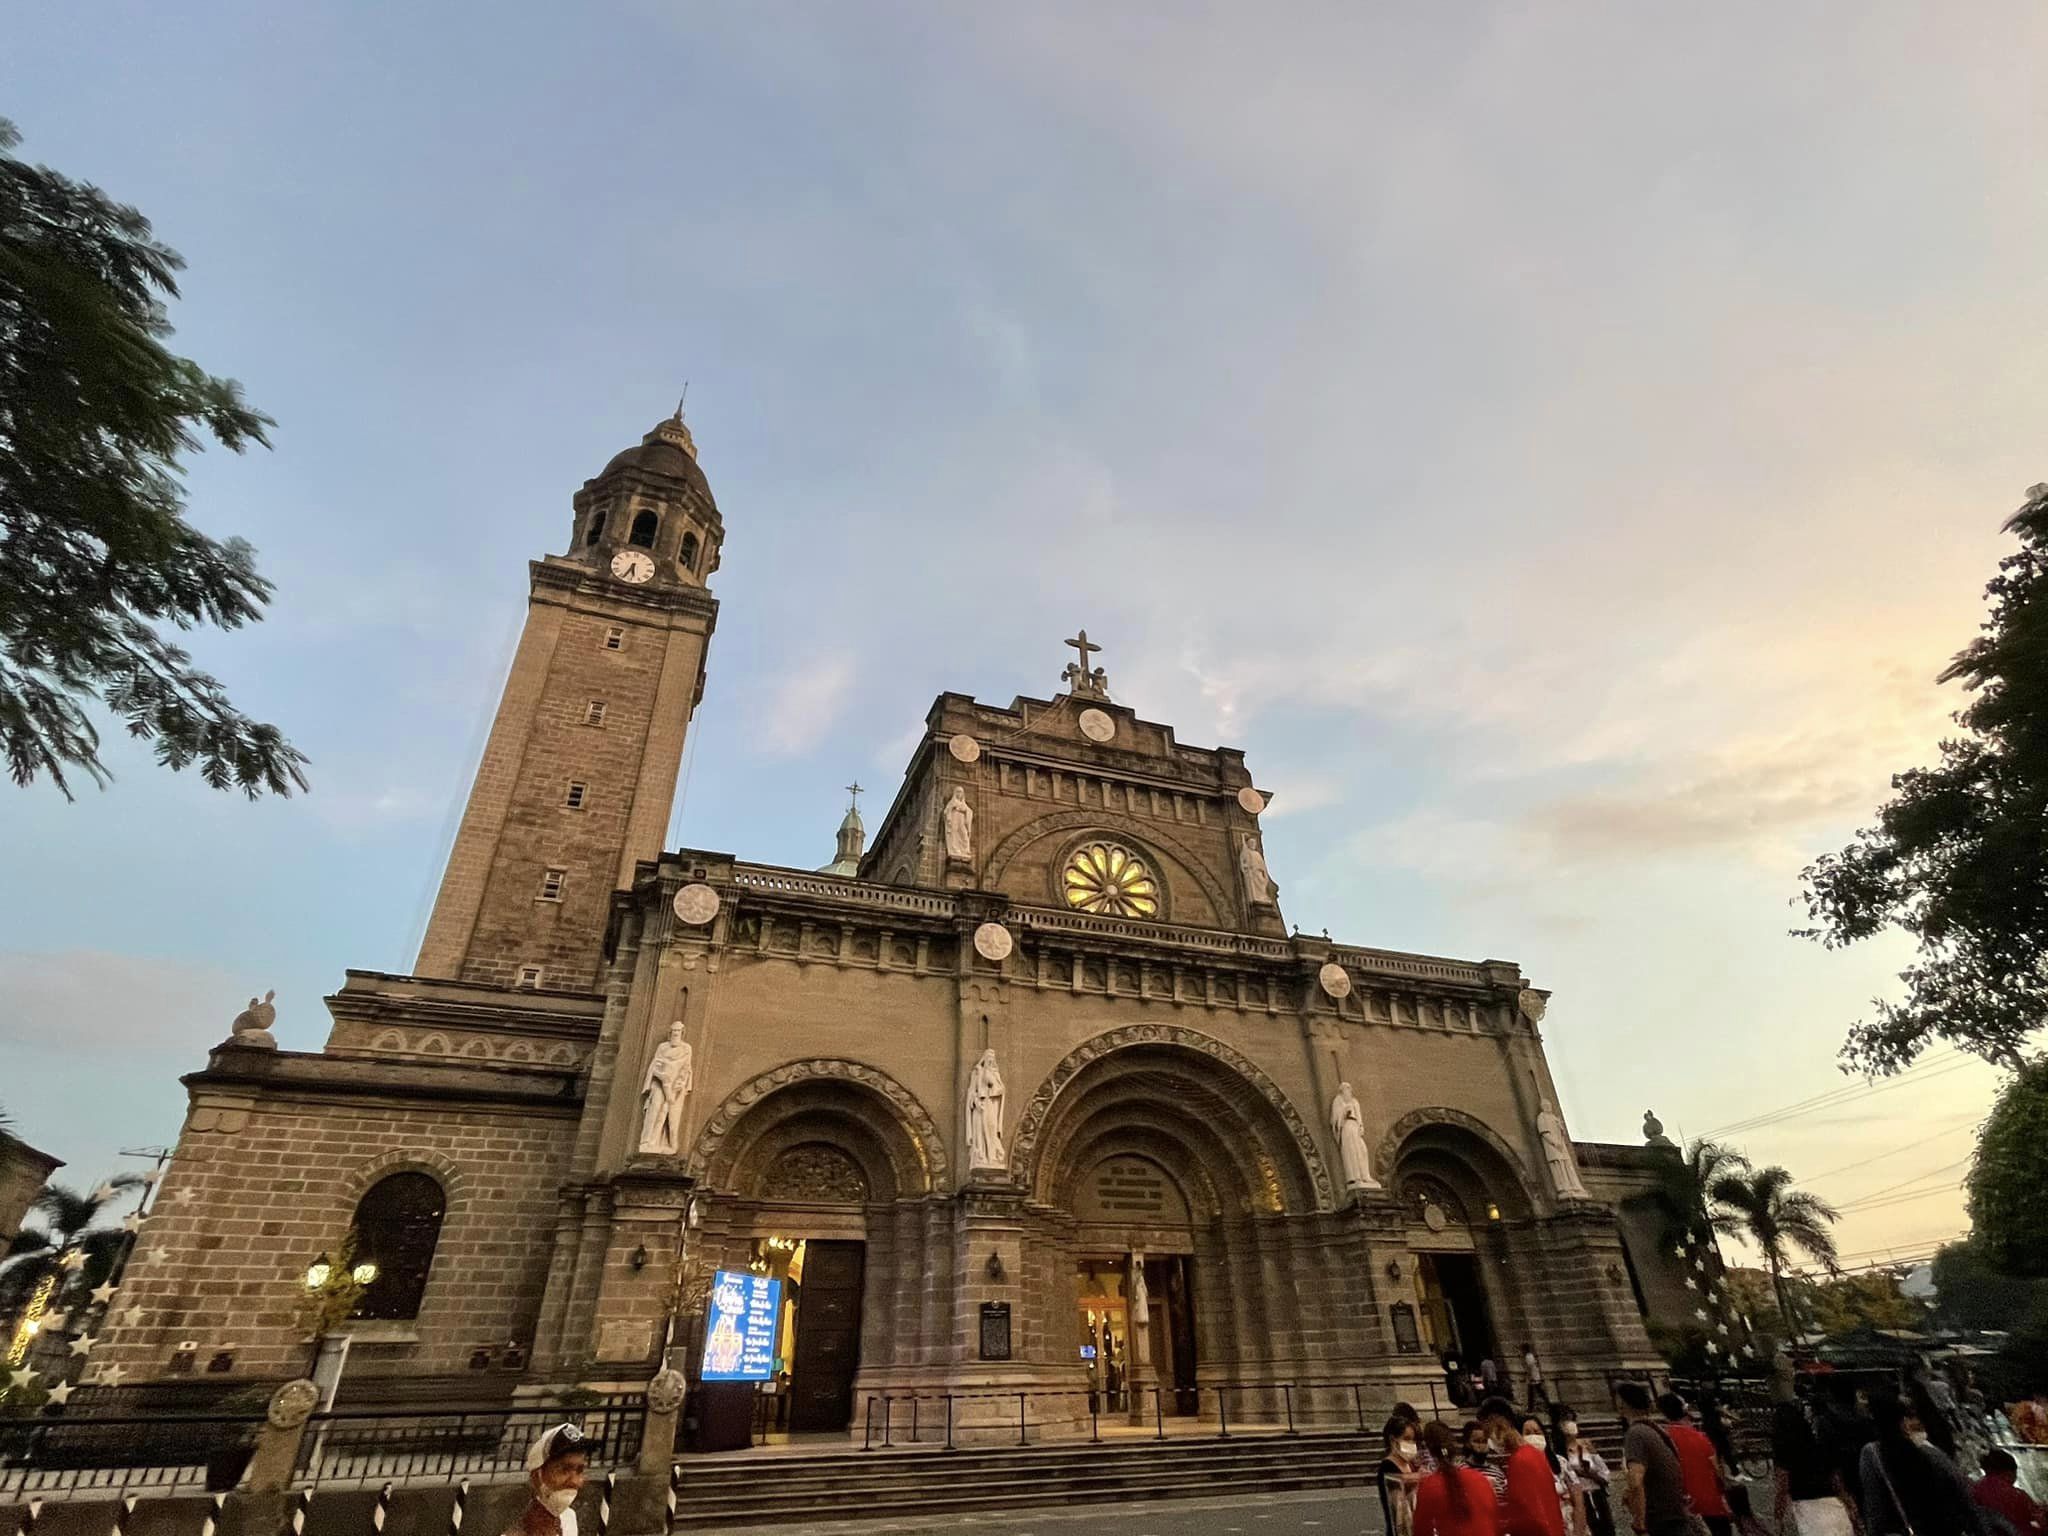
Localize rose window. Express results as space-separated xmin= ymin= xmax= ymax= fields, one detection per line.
xmin=1062 ymin=843 xmax=1160 ymax=918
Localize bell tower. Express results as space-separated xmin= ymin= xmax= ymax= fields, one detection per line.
xmin=414 ymin=408 xmax=724 ymax=992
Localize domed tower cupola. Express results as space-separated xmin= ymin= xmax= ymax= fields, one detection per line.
xmin=568 ymin=402 xmax=725 ymax=589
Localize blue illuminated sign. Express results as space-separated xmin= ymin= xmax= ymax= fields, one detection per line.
xmin=701 ymin=1270 xmax=782 ymax=1382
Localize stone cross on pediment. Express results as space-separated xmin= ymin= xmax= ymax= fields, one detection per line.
xmin=1062 ymin=630 xmax=1111 ymax=700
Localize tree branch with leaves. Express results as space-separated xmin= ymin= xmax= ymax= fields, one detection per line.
xmin=0 ymin=117 xmax=304 ymax=798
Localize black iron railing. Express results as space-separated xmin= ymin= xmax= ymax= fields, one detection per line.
xmin=0 ymin=1413 xmax=265 ymax=1498
xmin=293 ymin=1395 xmax=646 ymax=1489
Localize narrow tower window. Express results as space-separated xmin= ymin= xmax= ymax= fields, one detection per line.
xmin=348 ymin=1172 xmax=446 ymax=1322
xmin=603 ymin=626 xmax=625 ymax=651
xmin=564 ymin=782 xmax=587 ymax=810
xmin=679 ymin=531 xmax=700 ymax=572
xmin=583 ymin=509 xmax=607 ymax=547
xmin=539 ymin=868 xmax=567 ymax=902
xmin=584 ymin=701 xmax=607 ymax=727
xmin=629 ymin=510 xmax=659 ymax=548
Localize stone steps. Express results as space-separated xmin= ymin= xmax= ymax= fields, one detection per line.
xmin=668 ymin=1432 xmax=1373 ymax=1527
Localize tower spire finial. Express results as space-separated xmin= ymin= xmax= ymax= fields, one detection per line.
xmin=674 ymin=381 xmax=689 ymax=421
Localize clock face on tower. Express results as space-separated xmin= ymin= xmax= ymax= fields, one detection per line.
xmin=609 ymin=549 xmax=655 ymax=585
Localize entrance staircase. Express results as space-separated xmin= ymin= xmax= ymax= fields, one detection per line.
xmin=670 ymin=1431 xmax=1372 ymax=1528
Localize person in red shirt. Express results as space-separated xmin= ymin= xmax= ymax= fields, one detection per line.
xmin=1480 ymin=1396 xmax=1567 ymax=1536
xmin=1659 ymin=1393 xmax=1734 ymax=1536
xmin=1974 ymin=1448 xmax=2048 ymax=1536
xmin=1415 ymin=1419 xmax=1505 ymax=1536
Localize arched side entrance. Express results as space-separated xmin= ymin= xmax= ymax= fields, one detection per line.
xmin=684 ymin=1060 xmax=944 ymax=1434
xmin=1381 ymin=1109 xmax=1539 ymax=1394
xmin=1020 ymin=1029 xmax=1337 ymax=1412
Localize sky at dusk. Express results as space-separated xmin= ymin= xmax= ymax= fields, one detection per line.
xmin=5 ymin=3 xmax=2045 ymax=1273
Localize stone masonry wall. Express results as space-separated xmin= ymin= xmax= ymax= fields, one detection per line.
xmin=97 ymin=1080 xmax=578 ymax=1387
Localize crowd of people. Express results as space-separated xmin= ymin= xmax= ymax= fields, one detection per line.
xmin=1381 ymin=1372 xmax=2048 ymax=1536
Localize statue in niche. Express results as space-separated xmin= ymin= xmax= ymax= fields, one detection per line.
xmin=1330 ymin=1082 xmax=1381 ymax=1191
xmin=1129 ymin=1251 xmax=1150 ymax=1326
xmin=637 ymin=1021 xmax=693 ymax=1156
xmin=1239 ymin=836 xmax=1274 ymax=906
xmin=943 ymin=787 xmax=974 ymax=862
xmin=1536 ymin=1099 xmax=1589 ymax=1199
xmin=965 ymin=1048 xmax=1006 ymax=1169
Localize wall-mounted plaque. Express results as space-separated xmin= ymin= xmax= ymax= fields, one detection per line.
xmin=1390 ymin=1301 xmax=1422 ymax=1355
xmin=979 ymin=1301 xmax=1012 ymax=1361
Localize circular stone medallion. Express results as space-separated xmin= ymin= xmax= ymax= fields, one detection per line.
xmin=973 ymin=922 xmax=1014 ymax=962
xmin=1318 ymin=961 xmax=1353 ymax=999
xmin=1237 ymin=786 xmax=1267 ymax=816
xmin=948 ymin=733 xmax=982 ymax=763
xmin=1077 ymin=707 xmax=1116 ymax=743
xmin=1516 ymin=987 xmax=1547 ymax=1023
xmin=672 ymin=883 xmax=721 ymax=926
xmin=1422 ymin=1202 xmax=1449 ymax=1234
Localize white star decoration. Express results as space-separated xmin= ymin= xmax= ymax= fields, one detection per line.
xmin=1705 ymin=1340 xmax=1721 ymax=1356
xmin=46 ymin=1380 xmax=74 ymax=1406
xmin=147 ymin=1248 xmax=169 ymax=1265
xmin=57 ymin=1249 xmax=85 ymax=1272
xmin=40 ymin=1309 xmax=68 ymax=1332
xmin=121 ymin=1213 xmax=142 ymax=1234
xmin=90 ymin=1283 xmax=116 ymax=1307
xmin=171 ymin=1188 xmax=197 ymax=1205
xmin=93 ymin=1363 xmax=126 ymax=1387
xmin=119 ymin=1306 xmax=144 ymax=1328
xmin=89 ymin=1182 xmax=117 ymax=1204
xmin=1693 ymin=1308 xmax=1710 ymax=1322
xmin=1717 ymin=1322 xmax=1730 ymax=1336
xmin=69 ymin=1334 xmax=95 ymax=1357
xmin=8 ymin=1367 xmax=36 ymax=1391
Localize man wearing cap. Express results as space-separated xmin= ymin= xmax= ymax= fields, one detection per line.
xmin=508 ymin=1423 xmax=591 ymax=1536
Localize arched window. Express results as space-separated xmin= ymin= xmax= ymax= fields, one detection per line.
xmin=679 ymin=531 xmax=699 ymax=572
xmin=583 ymin=509 xmax=607 ymax=547
xmin=629 ymin=510 xmax=659 ymax=549
xmin=348 ymin=1171 xmax=446 ymax=1321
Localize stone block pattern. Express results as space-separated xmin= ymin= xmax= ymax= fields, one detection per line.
xmin=97 ymin=1094 xmax=578 ymax=1385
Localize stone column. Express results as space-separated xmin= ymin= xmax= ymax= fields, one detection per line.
xmin=245 ymin=1379 xmax=318 ymax=1495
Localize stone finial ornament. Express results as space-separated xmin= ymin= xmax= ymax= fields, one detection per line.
xmin=228 ymin=989 xmax=279 ymax=1050
xmin=1643 ymin=1109 xmax=1676 ymax=1148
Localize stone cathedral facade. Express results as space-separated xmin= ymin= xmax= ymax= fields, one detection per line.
xmin=96 ymin=413 xmax=1670 ymax=1432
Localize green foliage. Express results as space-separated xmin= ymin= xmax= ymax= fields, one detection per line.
xmin=0 ymin=117 xmax=305 ymax=798
xmin=1802 ymin=1271 xmax=1923 ymax=1335
xmin=1931 ymin=1236 xmax=2048 ymax=1332
xmin=0 ymin=1175 xmax=140 ymax=1320
xmin=1656 ymin=1140 xmax=1751 ymax=1247
xmin=1969 ymin=1058 xmax=2048 ymax=1276
xmin=1710 ymin=1166 xmax=1841 ymax=1335
xmin=1798 ymin=483 xmax=2048 ymax=1075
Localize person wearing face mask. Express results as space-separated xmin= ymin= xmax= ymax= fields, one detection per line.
xmin=1382 ymin=1414 xmax=1426 ymax=1536
xmin=1557 ymin=1410 xmax=1615 ymax=1536
xmin=1524 ymin=1415 xmax=1591 ymax=1536
xmin=1468 ymin=1419 xmax=1512 ymax=1509
xmin=1478 ymin=1396 xmax=1566 ymax=1536
xmin=1415 ymin=1419 xmax=1506 ymax=1536
xmin=1858 ymin=1394 xmax=1980 ymax=1536
xmin=506 ymin=1423 xmax=592 ymax=1536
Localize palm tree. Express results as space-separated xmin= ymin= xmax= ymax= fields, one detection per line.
xmin=1655 ymin=1139 xmax=1752 ymax=1249
xmin=1708 ymin=1165 xmax=1841 ymax=1339
xmin=0 ymin=1178 xmax=142 ymax=1330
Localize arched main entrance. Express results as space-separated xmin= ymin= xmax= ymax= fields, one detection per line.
xmin=686 ymin=1060 xmax=942 ymax=1433
xmin=1019 ymin=1028 xmax=1332 ymax=1409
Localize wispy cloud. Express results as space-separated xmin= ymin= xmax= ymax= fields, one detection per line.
xmin=753 ymin=656 xmax=857 ymax=758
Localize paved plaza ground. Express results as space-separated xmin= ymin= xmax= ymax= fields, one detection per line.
xmin=685 ymin=1488 xmax=1377 ymax=1536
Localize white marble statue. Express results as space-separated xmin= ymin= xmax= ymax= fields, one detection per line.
xmin=1536 ymin=1099 xmax=1589 ymax=1199
xmin=1239 ymin=836 xmax=1274 ymax=906
xmin=965 ymin=1048 xmax=1006 ymax=1169
xmin=943 ymin=787 xmax=974 ymax=862
xmin=1330 ymin=1082 xmax=1381 ymax=1191
xmin=1129 ymin=1252 xmax=1150 ymax=1326
xmin=637 ymin=1022 xmax=694 ymax=1156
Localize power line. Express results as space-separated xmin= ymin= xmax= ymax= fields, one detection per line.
xmin=1833 ymin=1158 xmax=1973 ymax=1213
xmin=1803 ymin=1119 xmax=1982 ymax=1186
xmin=1703 ymin=1054 xmax=1977 ymax=1140
xmin=1701 ymin=1050 xmax=1960 ymax=1138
